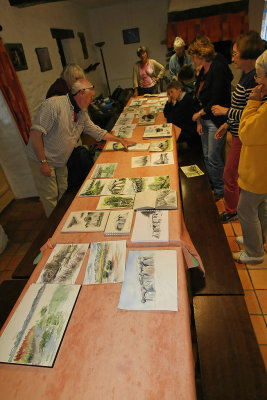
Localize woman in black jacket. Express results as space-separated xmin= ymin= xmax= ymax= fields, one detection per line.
xmin=188 ymin=37 xmax=233 ymax=201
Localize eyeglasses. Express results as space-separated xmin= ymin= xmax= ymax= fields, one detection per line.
xmin=73 ymin=86 xmax=94 ymax=96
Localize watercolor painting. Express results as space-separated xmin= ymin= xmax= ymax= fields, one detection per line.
xmin=149 ymin=139 xmax=173 ymax=152
xmin=105 ymin=209 xmax=134 ymax=235
xmin=96 ymin=195 xmax=135 ymax=210
xmin=37 ymin=244 xmax=88 ymax=284
xmin=113 ymin=125 xmax=135 ymax=138
xmin=0 ymin=283 xmax=80 ymax=367
xmin=151 ymin=152 xmax=174 ymax=166
xmin=91 ymin=163 xmax=117 ymax=179
xmin=115 ymin=113 xmax=135 ymax=127
xmin=123 ymin=176 xmax=170 ymax=195
xmin=101 ymin=178 xmax=127 ymax=196
xmin=138 ymin=112 xmax=156 ymax=126
xmin=131 ymin=210 xmax=169 ymax=242
xmin=143 ymin=123 xmax=172 ymax=138
xmin=134 ymin=189 xmax=177 ymax=210
xmin=83 ymin=240 xmax=126 ymax=284
xmin=61 ymin=211 xmax=110 ymax=232
xmin=118 ymin=250 xmax=178 ymax=311
xmin=131 ymin=155 xmax=150 ymax=168
xmin=79 ymin=179 xmax=109 ymax=196
xmin=180 ymin=164 xmax=204 ymax=178
xmin=129 ymin=99 xmax=143 ymax=107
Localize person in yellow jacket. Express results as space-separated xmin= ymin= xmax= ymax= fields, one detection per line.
xmin=233 ymin=50 xmax=267 ymax=264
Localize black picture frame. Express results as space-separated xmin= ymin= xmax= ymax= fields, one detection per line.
xmin=122 ymin=28 xmax=140 ymax=45
xmin=35 ymin=47 xmax=52 ymax=72
xmin=5 ymin=43 xmax=28 ymax=71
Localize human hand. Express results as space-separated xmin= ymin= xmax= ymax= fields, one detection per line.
xmin=119 ymin=138 xmax=136 ymax=150
xmin=249 ymin=84 xmax=267 ymax=101
xmin=211 ymin=105 xmax=228 ymax=116
xmin=214 ymin=123 xmax=229 ymax=139
xmin=192 ymin=112 xmax=200 ymax=122
xmin=197 ymin=121 xmax=203 ymax=136
xmin=40 ymin=162 xmax=51 ymax=177
xmin=133 ymin=89 xmax=138 ymax=98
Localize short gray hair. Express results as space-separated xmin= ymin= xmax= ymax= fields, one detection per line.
xmin=71 ymin=78 xmax=93 ymax=95
xmin=60 ymin=63 xmax=85 ymax=88
xmin=256 ymin=50 xmax=267 ymax=76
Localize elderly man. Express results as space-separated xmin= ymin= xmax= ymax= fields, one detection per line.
xmin=27 ymin=78 xmax=133 ymax=217
xmin=169 ymin=36 xmax=193 ymax=80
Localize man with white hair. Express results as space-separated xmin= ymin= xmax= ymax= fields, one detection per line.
xmin=169 ymin=36 xmax=193 ymax=80
xmin=27 ymin=78 xmax=133 ymax=217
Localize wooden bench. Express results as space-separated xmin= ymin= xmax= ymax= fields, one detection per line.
xmin=193 ymin=296 xmax=267 ymax=400
xmin=0 ymin=279 xmax=28 ymax=329
xmin=178 ymin=143 xmax=243 ymax=295
xmin=178 ymin=143 xmax=266 ymax=399
xmin=12 ymin=189 xmax=77 ymax=279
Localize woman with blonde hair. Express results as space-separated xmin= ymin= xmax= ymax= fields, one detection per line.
xmin=46 ymin=63 xmax=85 ymax=98
xmin=188 ymin=36 xmax=233 ymax=201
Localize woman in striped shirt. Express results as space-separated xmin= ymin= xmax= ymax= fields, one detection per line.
xmin=212 ymin=31 xmax=265 ymax=223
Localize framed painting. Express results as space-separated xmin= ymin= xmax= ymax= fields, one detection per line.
xmin=35 ymin=47 xmax=52 ymax=72
xmin=5 ymin=43 xmax=28 ymax=71
xmin=122 ymin=28 xmax=140 ymax=45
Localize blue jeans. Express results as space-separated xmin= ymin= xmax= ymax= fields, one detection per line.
xmin=200 ymin=118 xmax=225 ymax=194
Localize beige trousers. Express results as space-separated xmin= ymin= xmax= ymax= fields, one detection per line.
xmin=28 ymin=158 xmax=68 ymax=218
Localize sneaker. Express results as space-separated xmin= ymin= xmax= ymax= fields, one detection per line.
xmin=233 ymin=250 xmax=264 ymax=265
xmin=235 ymin=236 xmax=243 ymax=245
xmin=220 ymin=211 xmax=238 ymax=224
xmin=214 ymin=192 xmax=224 ymax=202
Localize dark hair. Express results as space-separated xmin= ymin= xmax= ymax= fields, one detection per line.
xmin=178 ymin=65 xmax=195 ymax=82
xmin=235 ymin=31 xmax=265 ymax=60
xmin=137 ymin=46 xmax=149 ymax=57
xmin=167 ymin=80 xmax=183 ymax=91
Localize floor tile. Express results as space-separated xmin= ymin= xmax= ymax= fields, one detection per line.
xmin=238 ymin=270 xmax=253 ymax=289
xmin=259 ymin=345 xmax=267 ymax=370
xmin=0 ymin=270 xmax=14 ymax=281
xmin=249 ymin=270 xmax=267 ymax=289
xmin=256 ymin=290 xmax=267 ymax=314
xmin=2 ymin=241 xmax=21 ymax=255
xmin=244 ymin=290 xmax=261 ymax=314
xmin=15 ymin=242 xmax=33 ymax=256
xmin=25 ymin=230 xmax=40 ymax=241
xmin=7 ymin=255 xmax=25 ymax=270
xmin=0 ymin=255 xmax=13 ymax=272
xmin=223 ymin=223 xmax=234 ymax=237
xmin=226 ymin=236 xmax=239 ymax=252
xmin=231 ymin=221 xmax=242 ymax=236
xmin=216 ymin=199 xmax=225 ymax=213
xmin=250 ymin=315 xmax=267 ymax=344
xmin=234 ymin=260 xmax=246 ymax=270
xmin=247 ymin=253 xmax=267 ymax=269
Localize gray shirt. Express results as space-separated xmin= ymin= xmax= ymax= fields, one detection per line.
xmin=27 ymin=95 xmax=107 ymax=167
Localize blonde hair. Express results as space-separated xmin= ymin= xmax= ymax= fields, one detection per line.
xmin=188 ymin=36 xmax=216 ymax=62
xmin=173 ymin=37 xmax=185 ymax=50
xmin=60 ymin=63 xmax=85 ymax=88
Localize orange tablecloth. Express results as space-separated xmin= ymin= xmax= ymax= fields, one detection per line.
xmin=0 ymin=247 xmax=196 ymax=400
xmin=0 ymin=97 xmax=201 ymax=399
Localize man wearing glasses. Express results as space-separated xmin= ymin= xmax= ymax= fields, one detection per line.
xmin=27 ymin=78 xmax=133 ymax=217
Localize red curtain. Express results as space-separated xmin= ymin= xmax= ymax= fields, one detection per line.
xmin=0 ymin=38 xmax=31 ymax=145
xmin=167 ymin=11 xmax=249 ymax=48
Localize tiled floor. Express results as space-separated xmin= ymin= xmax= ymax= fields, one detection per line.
xmin=0 ymin=198 xmax=46 ymax=282
xmin=216 ymin=198 xmax=267 ymax=370
xmin=0 ymin=197 xmax=266 ymax=370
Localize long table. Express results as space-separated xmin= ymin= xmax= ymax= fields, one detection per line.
xmin=0 ymin=97 xmax=203 ymax=399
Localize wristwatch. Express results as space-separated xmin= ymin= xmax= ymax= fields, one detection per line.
xmin=39 ymin=159 xmax=47 ymax=164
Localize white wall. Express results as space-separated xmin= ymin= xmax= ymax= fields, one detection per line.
xmin=1 ymin=0 xmax=105 ymax=118
xmin=88 ymin=0 xmax=169 ymax=93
